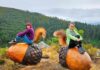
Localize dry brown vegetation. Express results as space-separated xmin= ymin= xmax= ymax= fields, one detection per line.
xmin=0 ymin=44 xmax=100 ymax=70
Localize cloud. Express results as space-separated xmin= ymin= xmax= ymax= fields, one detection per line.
xmin=0 ymin=0 xmax=100 ymax=24
xmin=0 ymin=0 xmax=100 ymax=11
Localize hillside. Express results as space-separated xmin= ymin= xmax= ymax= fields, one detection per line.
xmin=0 ymin=6 xmax=100 ymax=47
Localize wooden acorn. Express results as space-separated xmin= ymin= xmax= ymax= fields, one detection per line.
xmin=7 ymin=43 xmax=42 ymax=65
xmin=53 ymin=30 xmax=92 ymax=70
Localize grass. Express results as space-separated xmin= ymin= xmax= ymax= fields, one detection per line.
xmin=83 ymin=44 xmax=98 ymax=59
xmin=0 ymin=47 xmax=8 ymax=56
xmin=42 ymin=44 xmax=59 ymax=61
xmin=0 ymin=47 xmax=8 ymax=65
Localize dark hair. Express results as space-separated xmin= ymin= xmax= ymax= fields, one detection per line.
xmin=26 ymin=22 xmax=32 ymax=28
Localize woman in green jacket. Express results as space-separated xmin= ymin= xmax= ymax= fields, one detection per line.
xmin=66 ymin=22 xmax=85 ymax=54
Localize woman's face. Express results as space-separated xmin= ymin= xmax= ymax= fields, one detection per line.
xmin=69 ymin=24 xmax=75 ymax=30
xmin=26 ymin=25 xmax=31 ymax=29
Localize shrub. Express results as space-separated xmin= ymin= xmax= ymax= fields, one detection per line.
xmin=83 ymin=44 xmax=98 ymax=58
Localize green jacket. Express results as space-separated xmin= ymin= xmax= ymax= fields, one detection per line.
xmin=66 ymin=28 xmax=83 ymax=45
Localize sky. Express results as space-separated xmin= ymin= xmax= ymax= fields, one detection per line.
xmin=0 ymin=0 xmax=100 ymax=24
xmin=0 ymin=0 xmax=100 ymax=11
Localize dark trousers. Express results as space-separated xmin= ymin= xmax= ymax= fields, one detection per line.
xmin=68 ymin=35 xmax=82 ymax=49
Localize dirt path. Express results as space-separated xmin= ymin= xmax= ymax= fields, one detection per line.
xmin=19 ymin=59 xmax=68 ymax=70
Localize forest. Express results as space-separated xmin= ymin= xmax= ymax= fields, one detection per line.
xmin=0 ymin=6 xmax=100 ymax=47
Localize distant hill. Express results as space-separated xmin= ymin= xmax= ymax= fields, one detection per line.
xmin=0 ymin=6 xmax=100 ymax=47
xmin=39 ymin=8 xmax=100 ymax=24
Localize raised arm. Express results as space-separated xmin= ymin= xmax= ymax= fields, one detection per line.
xmin=66 ymin=29 xmax=79 ymax=41
xmin=17 ymin=29 xmax=29 ymax=36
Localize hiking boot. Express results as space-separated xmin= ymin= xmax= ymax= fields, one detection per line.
xmin=8 ymin=39 xmax=16 ymax=45
xmin=78 ymin=47 xmax=85 ymax=54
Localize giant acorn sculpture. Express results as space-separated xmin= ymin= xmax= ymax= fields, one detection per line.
xmin=7 ymin=27 xmax=46 ymax=65
xmin=53 ymin=29 xmax=92 ymax=70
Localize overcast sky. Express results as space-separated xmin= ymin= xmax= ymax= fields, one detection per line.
xmin=0 ymin=0 xmax=100 ymax=24
xmin=0 ymin=0 xmax=100 ymax=11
